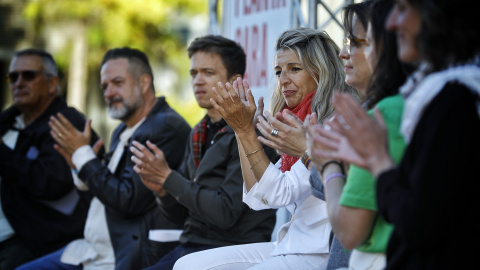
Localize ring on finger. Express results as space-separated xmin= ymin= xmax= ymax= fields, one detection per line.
xmin=337 ymin=115 xmax=351 ymax=130
xmin=58 ymin=132 xmax=63 ymax=137
xmin=270 ymin=128 xmax=279 ymax=137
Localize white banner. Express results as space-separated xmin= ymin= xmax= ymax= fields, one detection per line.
xmin=223 ymin=0 xmax=293 ymax=110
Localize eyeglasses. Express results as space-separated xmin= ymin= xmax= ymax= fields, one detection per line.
xmin=343 ymin=37 xmax=368 ymax=55
xmin=6 ymin=70 xmax=51 ymax=83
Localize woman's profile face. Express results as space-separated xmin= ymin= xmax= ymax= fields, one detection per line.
xmin=339 ymin=15 xmax=371 ymax=93
xmin=274 ymin=49 xmax=317 ymax=108
xmin=386 ymin=0 xmax=420 ymax=63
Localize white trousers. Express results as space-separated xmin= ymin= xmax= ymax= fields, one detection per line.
xmin=347 ymin=249 xmax=386 ymax=270
xmin=173 ymin=242 xmax=328 ymax=270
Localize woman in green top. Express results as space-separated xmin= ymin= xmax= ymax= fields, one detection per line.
xmin=305 ymin=0 xmax=413 ymax=268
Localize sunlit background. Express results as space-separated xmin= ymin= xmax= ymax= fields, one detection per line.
xmin=1 ymin=0 xmax=361 ymax=241
xmin=1 ymin=0 xmax=358 ymax=148
xmin=1 ymin=0 xmax=211 ymax=147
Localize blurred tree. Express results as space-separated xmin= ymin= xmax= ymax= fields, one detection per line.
xmin=23 ymin=0 xmax=205 ymax=71
xmin=18 ymin=0 xmax=207 ymax=146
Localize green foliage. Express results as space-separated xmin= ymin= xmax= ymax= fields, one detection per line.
xmin=21 ymin=0 xmax=208 ymax=130
xmin=23 ymin=0 xmax=206 ymax=74
xmin=164 ymin=95 xmax=205 ymax=127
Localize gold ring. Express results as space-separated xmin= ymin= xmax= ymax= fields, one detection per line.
xmin=58 ymin=132 xmax=63 ymax=137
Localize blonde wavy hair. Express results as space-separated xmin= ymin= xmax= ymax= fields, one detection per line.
xmin=269 ymin=27 xmax=363 ymax=124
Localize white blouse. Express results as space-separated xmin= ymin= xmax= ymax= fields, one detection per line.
xmin=243 ymin=160 xmax=331 ymax=256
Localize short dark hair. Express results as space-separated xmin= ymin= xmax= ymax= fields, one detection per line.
xmin=13 ymin=48 xmax=58 ymax=77
xmin=187 ymin=35 xmax=246 ymax=79
xmin=342 ymin=0 xmax=372 ymax=47
xmin=102 ymin=47 xmax=155 ymax=91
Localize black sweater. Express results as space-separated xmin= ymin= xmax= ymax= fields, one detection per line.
xmin=377 ymin=83 xmax=480 ymax=269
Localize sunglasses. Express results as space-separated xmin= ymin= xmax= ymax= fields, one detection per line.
xmin=6 ymin=70 xmax=51 ymax=83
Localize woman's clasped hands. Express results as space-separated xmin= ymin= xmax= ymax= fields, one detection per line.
xmin=258 ymin=109 xmax=307 ymax=158
xmin=210 ymin=77 xmax=257 ymax=135
xmin=304 ymin=92 xmax=393 ymax=177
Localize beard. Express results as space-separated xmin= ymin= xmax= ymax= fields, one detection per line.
xmin=107 ymin=98 xmax=140 ymax=121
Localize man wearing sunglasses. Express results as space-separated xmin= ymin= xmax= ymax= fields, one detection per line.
xmin=16 ymin=47 xmax=191 ymax=270
xmin=0 ymin=49 xmax=103 ymax=269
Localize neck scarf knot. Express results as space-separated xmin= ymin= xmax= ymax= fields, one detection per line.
xmin=279 ymin=91 xmax=315 ymax=172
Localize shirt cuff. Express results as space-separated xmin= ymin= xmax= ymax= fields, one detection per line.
xmin=243 ymin=182 xmax=269 ymax=210
xmin=71 ymin=169 xmax=89 ymax=191
xmin=72 ymin=145 xmax=96 ymax=172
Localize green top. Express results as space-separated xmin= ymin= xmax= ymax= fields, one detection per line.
xmin=339 ymin=94 xmax=406 ymax=253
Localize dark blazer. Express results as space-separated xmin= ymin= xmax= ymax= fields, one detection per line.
xmin=158 ymin=114 xmax=277 ymax=247
xmin=377 ymin=83 xmax=480 ymax=269
xmin=78 ymin=97 xmax=191 ymax=270
xmin=0 ymin=97 xmax=100 ymax=257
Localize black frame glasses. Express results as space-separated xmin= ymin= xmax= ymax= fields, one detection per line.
xmin=6 ymin=70 xmax=51 ymax=83
xmin=343 ymin=37 xmax=368 ymax=55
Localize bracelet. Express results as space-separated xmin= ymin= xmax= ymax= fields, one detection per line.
xmin=301 ymin=150 xmax=309 ymax=163
xmin=250 ymin=157 xmax=266 ymax=170
xmin=246 ymin=148 xmax=262 ymax=157
xmin=320 ymin=160 xmax=344 ymax=175
xmin=301 ymin=150 xmax=311 ymax=169
xmin=324 ymin=172 xmax=346 ymax=186
xmin=304 ymin=158 xmax=311 ymax=170
xmin=303 ymin=155 xmax=311 ymax=169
